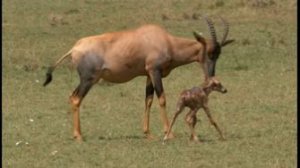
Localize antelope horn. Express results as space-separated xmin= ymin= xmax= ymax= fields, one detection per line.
xmin=202 ymin=15 xmax=218 ymax=47
xmin=219 ymin=16 xmax=229 ymax=46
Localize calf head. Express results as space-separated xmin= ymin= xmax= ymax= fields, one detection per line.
xmin=204 ymin=77 xmax=227 ymax=94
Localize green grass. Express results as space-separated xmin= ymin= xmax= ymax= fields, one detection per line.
xmin=3 ymin=0 xmax=297 ymax=167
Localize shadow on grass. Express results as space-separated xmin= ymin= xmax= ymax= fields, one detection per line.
xmin=92 ymin=131 xmax=267 ymax=143
xmin=97 ymin=135 xmax=144 ymax=141
xmin=165 ymin=133 xmax=224 ymax=144
xmin=226 ymin=132 xmax=265 ymax=141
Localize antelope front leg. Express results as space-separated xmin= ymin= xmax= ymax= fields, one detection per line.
xmin=143 ymin=76 xmax=155 ymax=139
xmin=148 ymin=69 xmax=174 ymax=138
xmin=203 ymin=106 xmax=225 ymax=140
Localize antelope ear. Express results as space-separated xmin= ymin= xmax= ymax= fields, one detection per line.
xmin=193 ymin=31 xmax=206 ymax=44
xmin=222 ymin=39 xmax=235 ymax=47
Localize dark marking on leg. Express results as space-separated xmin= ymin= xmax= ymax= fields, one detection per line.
xmin=143 ymin=76 xmax=155 ymax=139
xmin=146 ymin=81 xmax=155 ymax=97
xmin=70 ymin=79 xmax=94 ymax=141
xmin=148 ymin=69 xmax=171 ymax=135
xmin=69 ymin=54 xmax=103 ymax=141
xmin=151 ymin=69 xmax=164 ymax=98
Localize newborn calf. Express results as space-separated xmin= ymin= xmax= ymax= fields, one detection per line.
xmin=164 ymin=77 xmax=227 ymax=142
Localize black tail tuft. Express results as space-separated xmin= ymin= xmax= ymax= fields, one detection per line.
xmin=43 ymin=67 xmax=53 ymax=86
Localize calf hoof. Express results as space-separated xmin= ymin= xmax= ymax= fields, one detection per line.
xmin=163 ymin=134 xmax=170 ymax=142
xmin=189 ymin=135 xmax=201 ymax=143
xmin=220 ymin=137 xmax=226 ymax=141
xmin=162 ymin=138 xmax=168 ymax=145
xmin=165 ymin=132 xmax=175 ymax=139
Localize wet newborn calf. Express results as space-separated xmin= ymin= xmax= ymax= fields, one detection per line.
xmin=164 ymin=77 xmax=227 ymax=142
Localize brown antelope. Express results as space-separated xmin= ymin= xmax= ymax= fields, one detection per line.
xmin=164 ymin=77 xmax=227 ymax=143
xmin=43 ymin=16 xmax=234 ymax=141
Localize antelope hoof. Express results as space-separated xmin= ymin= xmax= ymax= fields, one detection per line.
xmin=73 ymin=132 xmax=83 ymax=141
xmin=73 ymin=135 xmax=83 ymax=142
xmin=191 ymin=139 xmax=201 ymax=143
xmin=144 ymin=133 xmax=156 ymax=140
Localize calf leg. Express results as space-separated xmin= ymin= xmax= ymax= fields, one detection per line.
xmin=185 ymin=110 xmax=199 ymax=142
xmin=143 ymin=76 xmax=155 ymax=139
xmin=203 ymin=106 xmax=225 ymax=140
xmin=163 ymin=100 xmax=185 ymax=142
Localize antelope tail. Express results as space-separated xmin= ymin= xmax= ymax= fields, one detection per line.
xmin=43 ymin=49 xmax=72 ymax=86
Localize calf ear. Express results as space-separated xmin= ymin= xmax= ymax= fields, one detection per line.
xmin=222 ymin=39 xmax=235 ymax=47
xmin=193 ymin=31 xmax=206 ymax=44
xmin=203 ymin=76 xmax=214 ymax=86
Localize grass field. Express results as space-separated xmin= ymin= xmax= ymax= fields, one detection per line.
xmin=3 ymin=0 xmax=297 ymax=167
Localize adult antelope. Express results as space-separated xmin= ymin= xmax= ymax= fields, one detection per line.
xmin=43 ymin=16 xmax=234 ymax=141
